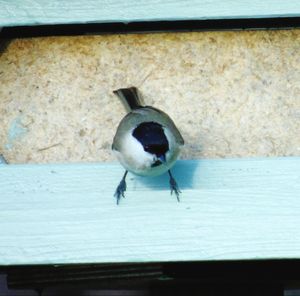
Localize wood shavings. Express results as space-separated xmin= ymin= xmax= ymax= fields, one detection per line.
xmin=0 ymin=30 xmax=299 ymax=163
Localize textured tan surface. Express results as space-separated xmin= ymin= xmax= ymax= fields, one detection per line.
xmin=0 ymin=30 xmax=299 ymax=164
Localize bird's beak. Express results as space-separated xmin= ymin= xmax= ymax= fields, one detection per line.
xmin=151 ymin=154 xmax=166 ymax=168
xmin=158 ymin=154 xmax=166 ymax=163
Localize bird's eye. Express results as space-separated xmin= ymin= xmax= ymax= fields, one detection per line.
xmin=144 ymin=145 xmax=149 ymax=150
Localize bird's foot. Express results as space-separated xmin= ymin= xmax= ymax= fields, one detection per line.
xmin=114 ymin=179 xmax=126 ymax=204
xmin=168 ymin=170 xmax=181 ymax=202
xmin=114 ymin=171 xmax=128 ymax=205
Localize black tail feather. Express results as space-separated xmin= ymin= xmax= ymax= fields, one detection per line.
xmin=113 ymin=87 xmax=143 ymax=111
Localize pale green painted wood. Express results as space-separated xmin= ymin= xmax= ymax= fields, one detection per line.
xmin=0 ymin=157 xmax=299 ymax=265
xmin=1 ymin=0 xmax=300 ymax=27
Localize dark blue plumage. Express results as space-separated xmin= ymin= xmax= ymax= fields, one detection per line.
xmin=132 ymin=122 xmax=169 ymax=158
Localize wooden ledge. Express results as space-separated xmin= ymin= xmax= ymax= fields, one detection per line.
xmin=0 ymin=157 xmax=299 ymax=265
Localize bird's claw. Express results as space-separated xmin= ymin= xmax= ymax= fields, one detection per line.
xmin=114 ymin=178 xmax=127 ymax=205
xmin=169 ymin=176 xmax=181 ymax=202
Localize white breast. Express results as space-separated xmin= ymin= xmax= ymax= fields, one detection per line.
xmin=113 ymin=127 xmax=182 ymax=177
xmin=113 ymin=130 xmax=155 ymax=175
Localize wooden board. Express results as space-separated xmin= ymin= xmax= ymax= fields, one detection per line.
xmin=0 ymin=157 xmax=299 ymax=265
xmin=1 ymin=0 xmax=300 ymax=27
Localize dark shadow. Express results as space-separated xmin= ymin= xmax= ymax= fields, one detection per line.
xmin=131 ymin=160 xmax=199 ymax=191
xmin=0 ymin=154 xmax=8 ymax=165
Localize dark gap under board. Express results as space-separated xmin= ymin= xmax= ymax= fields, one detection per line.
xmin=2 ymin=259 xmax=300 ymax=290
xmin=1 ymin=17 xmax=300 ymax=39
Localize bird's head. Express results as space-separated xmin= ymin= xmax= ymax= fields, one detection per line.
xmin=132 ymin=121 xmax=169 ymax=168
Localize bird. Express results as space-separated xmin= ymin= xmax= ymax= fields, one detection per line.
xmin=112 ymin=87 xmax=184 ymax=204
